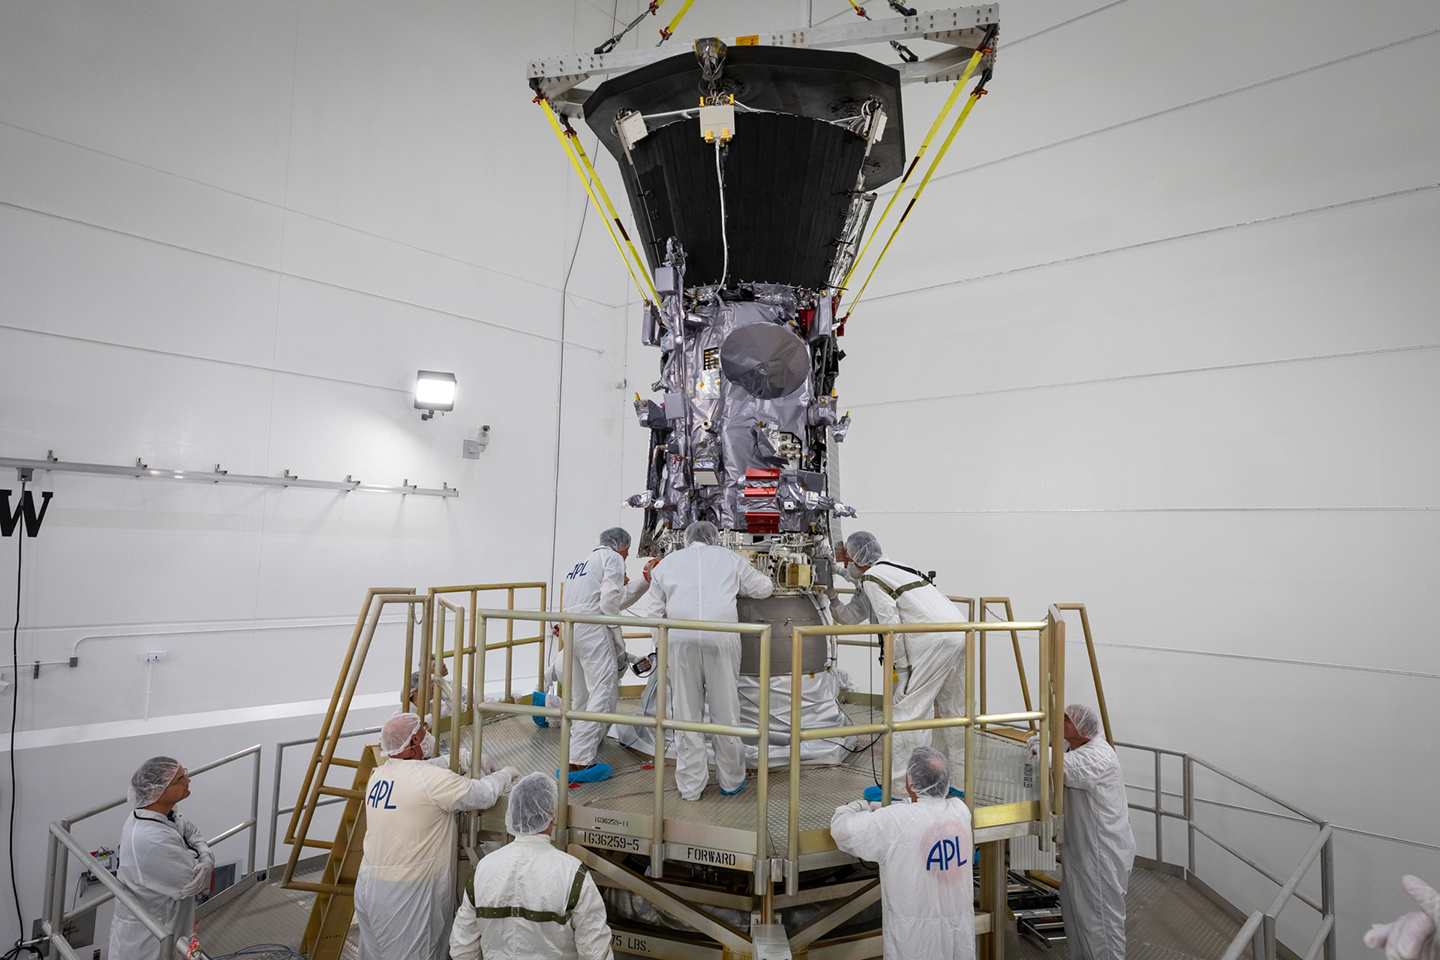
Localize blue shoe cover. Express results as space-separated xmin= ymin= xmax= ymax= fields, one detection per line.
xmin=948 ymin=787 xmax=965 ymax=798
xmin=721 ymin=781 xmax=746 ymax=796
xmin=530 ymin=692 xmax=551 ymax=727
xmin=557 ymin=763 xmax=612 ymax=784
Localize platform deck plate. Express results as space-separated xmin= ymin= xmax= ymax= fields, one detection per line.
xmin=474 ymin=698 xmax=1038 ymax=858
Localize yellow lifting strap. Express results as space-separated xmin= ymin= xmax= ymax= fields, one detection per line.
xmin=568 ymin=134 xmax=661 ymax=303
xmin=537 ymin=98 xmax=659 ymax=305
xmin=658 ymin=0 xmax=698 ymax=44
xmin=839 ymin=31 xmax=993 ymax=295
xmin=841 ymin=76 xmax=989 ymax=321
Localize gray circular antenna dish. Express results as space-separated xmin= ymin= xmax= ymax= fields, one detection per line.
xmin=720 ymin=323 xmax=810 ymax=399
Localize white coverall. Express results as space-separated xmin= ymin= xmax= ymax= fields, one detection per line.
xmin=830 ymin=796 xmax=975 ymax=960
xmin=1057 ymin=738 xmax=1136 ymax=960
xmin=449 ymin=833 xmax=614 ymax=960
xmin=647 ymin=542 xmax=774 ymax=799
xmin=355 ymin=758 xmax=512 ymax=960
xmin=833 ymin=558 xmax=965 ymax=789
xmin=108 ymin=810 xmax=213 ymax=960
xmin=563 ymin=545 xmax=649 ymax=767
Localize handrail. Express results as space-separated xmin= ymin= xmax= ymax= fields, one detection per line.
xmin=473 ymin=608 xmax=774 ymax=896
xmin=1116 ymin=741 xmax=1336 ymax=960
xmin=268 ymin=725 xmax=383 ymax=871
xmin=47 ymin=824 xmax=183 ymax=960
xmin=43 ymin=743 xmax=263 ymax=959
xmin=785 ymin=610 xmax=1066 ymax=887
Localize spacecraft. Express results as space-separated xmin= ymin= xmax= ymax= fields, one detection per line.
xmin=531 ymin=6 xmax=998 ymax=755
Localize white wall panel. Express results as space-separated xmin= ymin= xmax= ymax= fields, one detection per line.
xmin=0 ymin=124 xmax=287 ymax=271
xmin=0 ymin=1 xmax=298 ymax=204
xmin=865 ymin=32 xmax=1440 ymax=300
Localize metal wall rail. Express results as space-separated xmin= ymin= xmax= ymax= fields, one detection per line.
xmin=472 ymin=609 xmax=776 ymax=902
xmin=0 ymin=455 xmax=458 ymax=498
xmin=795 ymin=606 xmax=1065 ymax=887
xmin=1116 ymin=741 xmax=1336 ymax=960
xmin=267 ymin=725 xmax=383 ymax=872
xmin=42 ymin=744 xmax=263 ymax=958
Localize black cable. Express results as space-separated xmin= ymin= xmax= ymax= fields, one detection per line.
xmin=9 ymin=480 xmax=24 ymax=938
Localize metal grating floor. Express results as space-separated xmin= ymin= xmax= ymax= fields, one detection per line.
xmin=197 ymin=861 xmax=358 ymax=960
xmin=1013 ymin=867 xmax=1250 ymax=960
xmin=475 ymin=698 xmax=1037 ymax=857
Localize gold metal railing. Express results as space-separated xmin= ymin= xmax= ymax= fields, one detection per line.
xmin=786 ymin=604 xmax=1068 ymax=879
xmin=283 ymin=583 xmax=548 ymax=886
xmin=472 ymin=609 xmax=775 ymax=892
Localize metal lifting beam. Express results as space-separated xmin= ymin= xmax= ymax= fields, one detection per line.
xmin=528 ymin=4 xmax=999 ymax=108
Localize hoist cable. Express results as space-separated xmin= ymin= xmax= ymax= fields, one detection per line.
xmin=595 ymin=0 xmax=668 ymax=54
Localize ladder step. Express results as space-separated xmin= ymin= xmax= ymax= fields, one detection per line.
xmin=318 ymin=786 xmax=363 ymax=799
xmin=325 ymin=757 xmax=361 ymax=769
xmin=302 ymin=838 xmax=335 ymax=849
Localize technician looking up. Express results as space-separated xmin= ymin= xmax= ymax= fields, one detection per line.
xmin=354 ymin=712 xmax=518 ymax=960
xmin=647 ymin=520 xmax=774 ymax=800
xmin=561 ymin=526 xmax=650 ymax=783
xmin=108 ymin=757 xmax=214 ymax=960
xmin=829 ymin=746 xmax=976 ymax=960
xmin=828 ymin=530 xmax=966 ymax=797
xmin=450 ymin=772 xmax=614 ymax=960
xmin=1029 ymin=704 xmax=1136 ymax=960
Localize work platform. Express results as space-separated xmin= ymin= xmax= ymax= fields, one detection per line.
xmin=477 ymin=696 xmax=1041 ymax=866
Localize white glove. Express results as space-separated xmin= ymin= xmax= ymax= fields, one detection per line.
xmin=1365 ymin=876 xmax=1440 ymax=960
xmin=194 ymin=840 xmax=214 ymax=870
xmin=479 ymin=752 xmax=500 ymax=776
xmin=843 ymin=799 xmax=871 ymax=814
xmin=1027 ymin=734 xmax=1040 ymax=758
xmin=836 ymin=565 xmax=859 ymax=585
xmin=491 ymin=766 xmax=520 ymax=796
xmin=177 ymin=857 xmax=212 ymax=898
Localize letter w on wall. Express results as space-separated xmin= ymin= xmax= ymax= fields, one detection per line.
xmin=0 ymin=489 xmax=52 ymax=538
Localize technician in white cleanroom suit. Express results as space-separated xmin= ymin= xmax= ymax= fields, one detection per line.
xmin=829 ymin=530 xmax=966 ymax=794
xmin=830 ymin=746 xmax=975 ymax=960
xmin=108 ymin=757 xmax=213 ymax=960
xmin=354 ymin=713 xmax=518 ymax=960
xmin=1029 ymin=704 xmax=1135 ymax=960
xmin=561 ymin=526 xmax=650 ymax=782
xmin=647 ymin=520 xmax=774 ymax=800
xmin=449 ymin=772 xmax=613 ymax=960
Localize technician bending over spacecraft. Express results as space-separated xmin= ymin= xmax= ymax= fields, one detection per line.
xmin=561 ymin=526 xmax=651 ymax=783
xmin=828 ymin=531 xmax=967 ymax=798
xmin=647 ymin=521 xmax=774 ymax=800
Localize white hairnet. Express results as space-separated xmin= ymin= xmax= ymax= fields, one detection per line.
xmin=684 ymin=521 xmax=719 ymax=546
xmin=381 ymin=713 xmax=423 ymax=756
xmin=907 ymin=745 xmax=950 ymax=799
xmin=506 ymin=772 xmax=558 ymax=836
xmin=598 ymin=527 xmax=631 ymax=551
xmin=845 ymin=531 xmax=884 ymax=567
xmin=409 ymin=670 xmax=422 ymax=694
xmin=128 ymin=756 xmax=182 ymax=808
xmin=1065 ymin=703 xmax=1102 ymax=740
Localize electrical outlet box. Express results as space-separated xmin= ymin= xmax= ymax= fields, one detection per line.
xmin=145 ymin=651 xmax=166 ymax=663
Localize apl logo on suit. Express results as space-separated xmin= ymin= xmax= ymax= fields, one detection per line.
xmin=1 ymin=489 xmax=52 ymax=538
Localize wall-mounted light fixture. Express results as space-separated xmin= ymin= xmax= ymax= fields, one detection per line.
xmin=415 ymin=370 xmax=457 ymax=421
